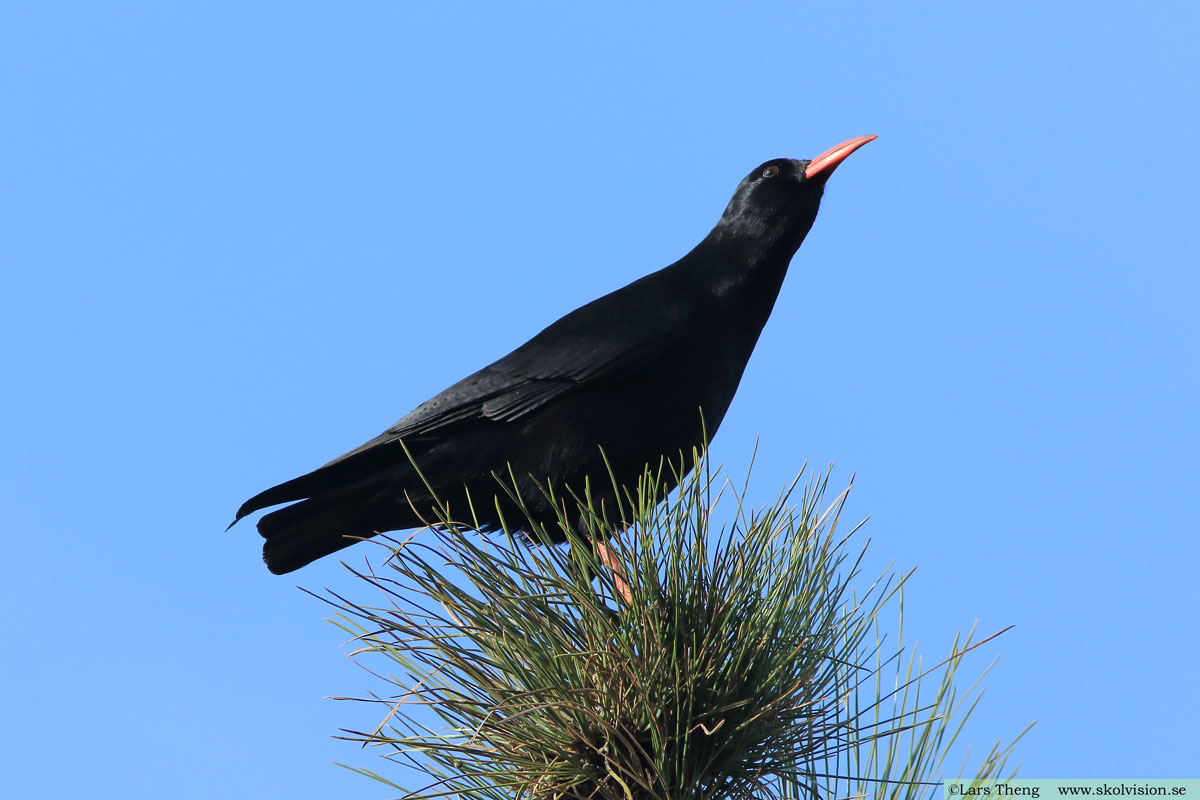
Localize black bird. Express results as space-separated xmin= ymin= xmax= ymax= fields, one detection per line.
xmin=233 ymin=135 xmax=876 ymax=575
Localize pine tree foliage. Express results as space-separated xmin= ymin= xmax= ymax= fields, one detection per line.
xmin=323 ymin=451 xmax=1030 ymax=800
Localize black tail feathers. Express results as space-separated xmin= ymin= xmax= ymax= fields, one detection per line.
xmin=257 ymin=492 xmax=382 ymax=575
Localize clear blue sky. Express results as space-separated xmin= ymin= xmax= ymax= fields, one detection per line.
xmin=3 ymin=2 xmax=1197 ymax=796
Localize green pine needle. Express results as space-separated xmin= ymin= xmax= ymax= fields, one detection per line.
xmin=321 ymin=449 xmax=1030 ymax=800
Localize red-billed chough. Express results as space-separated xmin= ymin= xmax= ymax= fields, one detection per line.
xmin=232 ymin=135 xmax=876 ymax=575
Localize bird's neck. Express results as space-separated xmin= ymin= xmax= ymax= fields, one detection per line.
xmin=682 ymin=221 xmax=810 ymax=310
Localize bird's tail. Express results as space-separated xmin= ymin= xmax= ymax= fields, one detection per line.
xmin=257 ymin=490 xmax=388 ymax=575
xmin=229 ymin=443 xmax=408 ymax=531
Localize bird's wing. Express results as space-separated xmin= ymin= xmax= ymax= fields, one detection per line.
xmin=232 ymin=271 xmax=695 ymax=522
xmin=382 ymin=320 xmax=684 ymax=439
xmin=232 ymin=270 xmax=693 ymax=524
xmin=329 ymin=278 xmax=693 ymax=462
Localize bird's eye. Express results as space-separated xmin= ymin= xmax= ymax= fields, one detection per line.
xmin=761 ymin=165 xmax=780 ymax=179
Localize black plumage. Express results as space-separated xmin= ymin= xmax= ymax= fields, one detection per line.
xmin=232 ymin=135 xmax=875 ymax=574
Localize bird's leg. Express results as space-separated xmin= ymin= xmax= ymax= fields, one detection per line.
xmin=595 ymin=537 xmax=633 ymax=605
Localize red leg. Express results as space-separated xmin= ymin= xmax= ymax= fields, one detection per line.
xmin=594 ymin=539 xmax=633 ymax=605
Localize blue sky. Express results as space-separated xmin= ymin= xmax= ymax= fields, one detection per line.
xmin=3 ymin=2 xmax=1197 ymax=796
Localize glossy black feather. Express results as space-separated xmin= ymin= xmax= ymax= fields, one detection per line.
xmin=232 ymin=151 xmax=868 ymax=574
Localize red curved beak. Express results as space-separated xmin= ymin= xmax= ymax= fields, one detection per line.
xmin=805 ymin=134 xmax=877 ymax=180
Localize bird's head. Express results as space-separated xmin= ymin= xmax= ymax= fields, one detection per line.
xmin=713 ymin=135 xmax=876 ymax=258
